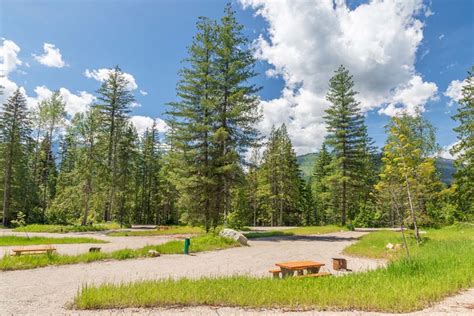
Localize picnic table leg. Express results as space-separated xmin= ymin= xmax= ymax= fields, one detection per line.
xmin=307 ymin=267 xmax=321 ymax=274
xmin=297 ymin=270 xmax=304 ymax=276
xmin=281 ymin=268 xmax=291 ymax=278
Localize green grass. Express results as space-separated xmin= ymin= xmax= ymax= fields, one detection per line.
xmin=344 ymin=222 xmax=474 ymax=260
xmin=244 ymin=225 xmax=346 ymax=239
xmin=285 ymin=225 xmax=347 ymax=235
xmin=74 ymin=225 xmax=474 ymax=312
xmin=243 ymin=231 xmax=293 ymax=238
xmin=0 ymin=235 xmax=239 ymax=271
xmin=13 ymin=223 xmax=121 ymax=233
xmin=0 ymin=236 xmax=107 ymax=246
xmin=107 ymin=226 xmax=204 ymax=237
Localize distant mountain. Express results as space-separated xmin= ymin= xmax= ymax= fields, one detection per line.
xmin=297 ymin=152 xmax=456 ymax=185
xmin=297 ymin=152 xmax=319 ymax=180
xmin=435 ymin=158 xmax=456 ymax=185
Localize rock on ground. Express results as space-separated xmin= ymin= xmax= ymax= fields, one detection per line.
xmin=219 ymin=228 xmax=248 ymax=245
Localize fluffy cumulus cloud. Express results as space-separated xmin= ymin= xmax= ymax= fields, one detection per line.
xmin=84 ymin=68 xmax=138 ymax=91
xmin=26 ymin=85 xmax=95 ymax=117
xmin=130 ymin=115 xmax=169 ymax=135
xmin=0 ymin=39 xmax=23 ymax=103
xmin=438 ymin=141 xmax=460 ymax=160
xmin=33 ymin=43 xmax=66 ymax=68
xmin=240 ymin=0 xmax=437 ymax=154
xmin=1 ymin=39 xmax=91 ymax=117
xmin=444 ymin=79 xmax=466 ymax=106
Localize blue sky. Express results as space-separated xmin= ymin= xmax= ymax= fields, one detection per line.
xmin=1 ymin=0 xmax=473 ymax=155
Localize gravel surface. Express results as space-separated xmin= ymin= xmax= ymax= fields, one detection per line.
xmin=0 ymin=230 xmax=178 ymax=256
xmin=0 ymin=230 xmax=471 ymax=315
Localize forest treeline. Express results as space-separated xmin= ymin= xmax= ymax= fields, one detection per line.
xmin=1 ymin=5 xmax=473 ymax=230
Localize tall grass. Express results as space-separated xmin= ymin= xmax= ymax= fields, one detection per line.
xmin=0 ymin=235 xmax=239 ymax=271
xmin=74 ymin=225 xmax=474 ymax=312
xmin=12 ymin=223 xmax=121 ymax=233
xmin=0 ymin=236 xmax=107 ymax=246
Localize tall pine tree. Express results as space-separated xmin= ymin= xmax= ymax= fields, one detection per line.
xmin=0 ymin=89 xmax=31 ymax=226
xmin=324 ymin=65 xmax=370 ymax=226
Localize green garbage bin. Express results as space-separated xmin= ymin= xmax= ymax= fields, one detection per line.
xmin=184 ymin=238 xmax=191 ymax=254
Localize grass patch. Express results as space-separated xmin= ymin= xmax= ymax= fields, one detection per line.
xmin=243 ymin=231 xmax=294 ymax=238
xmin=344 ymin=222 xmax=474 ymax=260
xmin=107 ymin=226 xmax=204 ymax=237
xmin=244 ymin=225 xmax=346 ymax=239
xmin=13 ymin=223 xmax=121 ymax=233
xmin=285 ymin=225 xmax=347 ymax=235
xmin=0 ymin=236 xmax=107 ymax=246
xmin=0 ymin=235 xmax=239 ymax=271
xmin=74 ymin=225 xmax=473 ymax=312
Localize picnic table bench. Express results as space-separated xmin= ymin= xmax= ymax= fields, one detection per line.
xmin=269 ymin=261 xmax=330 ymax=278
xmin=11 ymin=246 xmax=56 ymax=256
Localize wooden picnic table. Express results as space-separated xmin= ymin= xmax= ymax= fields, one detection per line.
xmin=275 ymin=260 xmax=325 ymax=277
xmin=11 ymin=246 xmax=56 ymax=256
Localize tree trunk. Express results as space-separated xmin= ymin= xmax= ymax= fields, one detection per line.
xmin=2 ymin=149 xmax=13 ymax=227
xmin=390 ymin=190 xmax=410 ymax=258
xmin=404 ymin=173 xmax=420 ymax=244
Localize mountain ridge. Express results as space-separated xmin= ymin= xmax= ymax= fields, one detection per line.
xmin=297 ymin=153 xmax=456 ymax=184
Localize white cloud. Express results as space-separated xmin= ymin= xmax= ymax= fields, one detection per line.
xmin=240 ymin=0 xmax=437 ymax=154
xmin=438 ymin=141 xmax=460 ymax=160
xmin=26 ymin=85 xmax=95 ymax=117
xmin=84 ymin=68 xmax=138 ymax=91
xmin=33 ymin=43 xmax=66 ymax=68
xmin=0 ymin=39 xmax=23 ymax=104
xmin=379 ymin=75 xmax=438 ymax=116
xmin=130 ymin=115 xmax=169 ymax=135
xmin=0 ymin=39 xmax=22 ymax=76
xmin=444 ymin=79 xmax=466 ymax=106
xmin=139 ymin=89 xmax=148 ymax=96
xmin=438 ymin=34 xmax=445 ymax=40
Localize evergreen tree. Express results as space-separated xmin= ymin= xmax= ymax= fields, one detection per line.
xmin=258 ymin=125 xmax=301 ymax=226
xmin=324 ymin=65 xmax=370 ymax=225
xmin=451 ymin=66 xmax=474 ymax=219
xmin=135 ymin=123 xmax=162 ymax=224
xmin=214 ymin=3 xmax=261 ymax=221
xmin=37 ymin=137 xmax=57 ymax=221
xmin=311 ymin=143 xmax=333 ymax=224
xmin=115 ymin=124 xmax=139 ymax=226
xmin=34 ymin=91 xmax=65 ymax=221
xmin=94 ymin=65 xmax=135 ymax=221
xmin=167 ymin=17 xmax=219 ymax=231
xmin=0 ymin=89 xmax=31 ymax=226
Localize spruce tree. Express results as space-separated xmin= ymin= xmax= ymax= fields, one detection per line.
xmin=94 ymin=65 xmax=135 ymax=221
xmin=0 ymin=89 xmax=31 ymax=226
xmin=324 ymin=65 xmax=369 ymax=225
xmin=311 ymin=143 xmax=332 ymax=224
xmin=214 ymin=3 xmax=261 ymax=221
xmin=167 ymin=17 xmax=219 ymax=231
xmin=451 ymin=66 xmax=474 ymax=219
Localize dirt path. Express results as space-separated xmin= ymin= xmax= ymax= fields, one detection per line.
xmin=0 ymin=231 xmax=385 ymax=315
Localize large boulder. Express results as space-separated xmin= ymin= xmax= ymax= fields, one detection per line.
xmin=220 ymin=228 xmax=248 ymax=246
